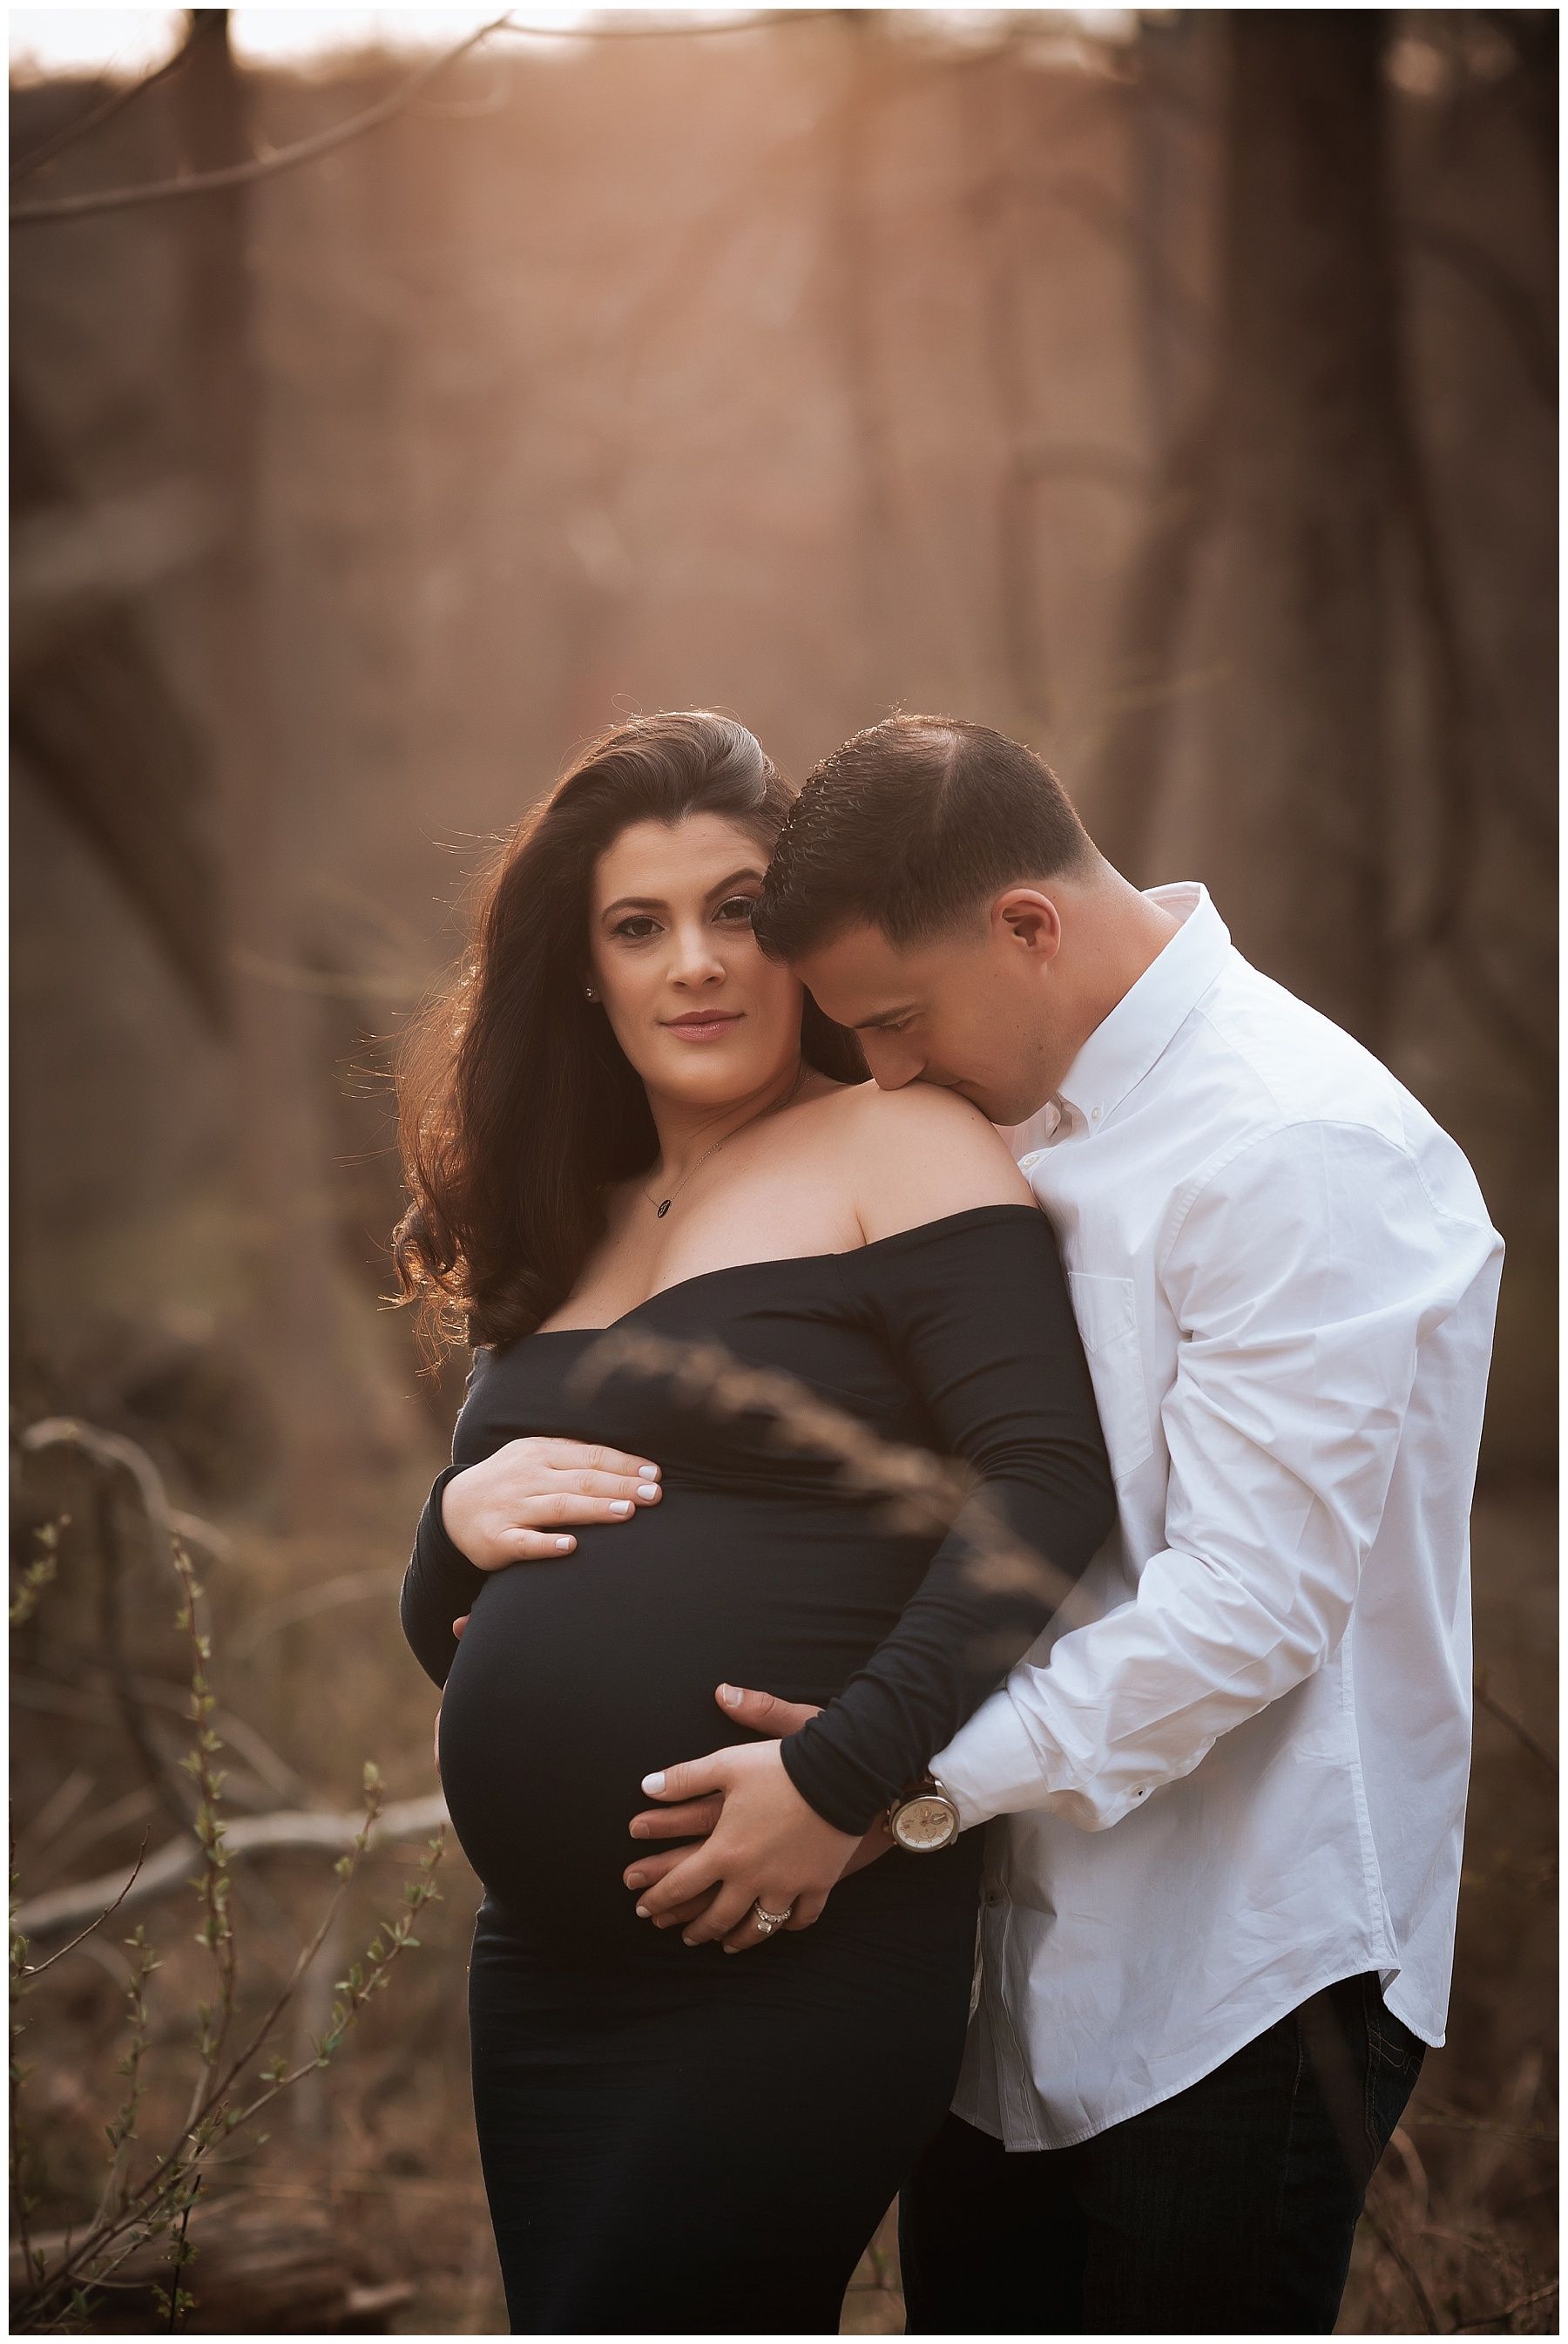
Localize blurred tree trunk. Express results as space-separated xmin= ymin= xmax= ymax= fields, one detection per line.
xmin=827 ymin=9 xmax=900 ymax=713
xmin=963 ymin=47 xmax=1051 ymax=748
xmin=1097 ymin=12 xmax=1404 ymax=1051
xmin=178 ymin=11 xmax=350 ymax=1522
xmin=1196 ymin=10 xmax=1404 ymax=1047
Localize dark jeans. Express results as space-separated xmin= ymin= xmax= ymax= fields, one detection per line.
xmin=899 ymin=1970 xmax=1425 ymax=2334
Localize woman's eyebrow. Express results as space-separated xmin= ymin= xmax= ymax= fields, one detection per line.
xmin=600 ymin=893 xmax=668 ymax=918
xmin=599 ymin=868 xmax=764 ymax=920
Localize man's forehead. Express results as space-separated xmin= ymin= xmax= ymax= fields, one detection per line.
xmin=794 ymin=920 xmax=911 ymax=991
xmin=791 ymin=921 xmax=936 ymax=1026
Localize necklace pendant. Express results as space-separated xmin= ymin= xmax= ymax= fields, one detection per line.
xmin=656 ymin=1198 xmax=672 ymax=1218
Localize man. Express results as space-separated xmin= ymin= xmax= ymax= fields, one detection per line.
xmin=433 ymin=721 xmax=1499 ymax=2334
xmin=617 ymin=715 xmax=1503 ymax=2332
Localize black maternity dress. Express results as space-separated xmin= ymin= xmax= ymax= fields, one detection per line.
xmin=400 ymin=1202 xmax=1113 ymax=2334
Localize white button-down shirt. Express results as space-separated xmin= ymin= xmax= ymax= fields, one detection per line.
xmin=935 ymin=882 xmax=1504 ymax=2151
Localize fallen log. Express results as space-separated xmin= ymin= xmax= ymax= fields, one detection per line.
xmin=10 ymin=2198 xmax=416 ymax=2334
xmin=15 ymin=1793 xmax=450 ymax=1940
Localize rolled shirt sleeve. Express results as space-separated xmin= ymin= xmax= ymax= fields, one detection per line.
xmin=935 ymin=1119 xmax=1504 ymax=1833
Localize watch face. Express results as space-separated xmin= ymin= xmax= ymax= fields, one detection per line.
xmin=894 ymin=1795 xmax=958 ymax=1852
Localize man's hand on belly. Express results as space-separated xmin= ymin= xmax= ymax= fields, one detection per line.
xmin=622 ymin=1685 xmax=895 ymax=1953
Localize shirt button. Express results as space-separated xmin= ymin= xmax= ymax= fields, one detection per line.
xmin=1090 ymin=1105 xmax=1103 ymax=1123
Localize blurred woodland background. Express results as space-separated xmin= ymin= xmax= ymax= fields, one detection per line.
xmin=9 ymin=7 xmax=1557 ymax=2334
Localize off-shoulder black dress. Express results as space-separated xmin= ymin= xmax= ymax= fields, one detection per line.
xmin=401 ymin=1204 xmax=1112 ymax=2334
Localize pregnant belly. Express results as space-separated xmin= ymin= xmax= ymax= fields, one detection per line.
xmin=436 ymin=1494 xmax=913 ymax=1949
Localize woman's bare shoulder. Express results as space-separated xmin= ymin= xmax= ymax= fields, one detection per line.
xmin=804 ymin=1080 xmax=1034 ymax=1241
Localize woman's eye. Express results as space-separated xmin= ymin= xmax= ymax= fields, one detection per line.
xmin=714 ymin=897 xmax=758 ymax=925
xmin=613 ymin=915 xmax=660 ymax=941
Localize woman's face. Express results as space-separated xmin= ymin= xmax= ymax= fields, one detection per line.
xmin=587 ymin=813 xmax=804 ymax=1109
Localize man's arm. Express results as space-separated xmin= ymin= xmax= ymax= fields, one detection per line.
xmin=932 ymin=1120 xmax=1504 ymax=1833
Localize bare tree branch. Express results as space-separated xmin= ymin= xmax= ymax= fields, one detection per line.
xmin=493 ymin=10 xmax=828 ymax=41
xmin=8 ymin=10 xmax=832 ymax=229
xmin=1409 ymin=219 xmax=1556 ymax=405
xmin=1451 ymin=2277 xmax=1560 ymax=2332
xmin=1474 ymin=1670 xmax=1557 ymax=1779
xmin=10 ymin=43 xmax=192 ymax=187
xmin=15 ymin=1794 xmax=450 ymax=1941
xmin=1358 ymin=2205 xmax=1442 ymax=2334
xmin=15 ymin=1665 xmax=314 ymax=1812
xmin=10 ymin=14 xmax=515 ymax=227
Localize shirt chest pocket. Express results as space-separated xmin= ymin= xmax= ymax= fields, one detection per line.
xmin=1067 ymin=1270 xmax=1154 ymax=1482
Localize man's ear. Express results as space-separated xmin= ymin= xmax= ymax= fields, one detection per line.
xmin=993 ymin=888 xmax=1062 ymax=960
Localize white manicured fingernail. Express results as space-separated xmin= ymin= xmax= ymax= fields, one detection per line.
xmin=639 ymin=1463 xmax=660 ymax=1477
xmin=555 ymin=1536 xmax=573 ymax=1552
xmin=637 ymin=1483 xmax=659 ymax=1501
xmin=634 ymin=1904 xmax=650 ymax=1919
xmin=641 ymin=1772 xmax=664 ymax=1794
xmin=612 ymin=1500 xmax=632 ymax=1516
xmin=720 ymin=1683 xmax=741 ymax=1706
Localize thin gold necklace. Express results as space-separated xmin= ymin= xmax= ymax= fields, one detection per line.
xmin=643 ymin=1062 xmax=808 ymax=1218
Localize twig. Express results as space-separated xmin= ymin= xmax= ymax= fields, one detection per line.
xmin=27 ymin=1793 xmax=446 ymax=2307
xmin=1359 ymin=2205 xmax=1441 ymax=2334
xmin=162 ymin=2171 xmax=199 ymax=2333
xmin=94 ymin=1922 xmax=160 ymax=2231
xmin=172 ymin=1543 xmax=240 ymax=2140
xmin=16 ymin=1665 xmax=313 ymax=1811
xmin=1474 ymin=1671 xmax=1557 ymax=1778
xmin=90 ymin=1475 xmax=201 ymax=1833
xmin=1408 ymin=219 xmax=1556 ymax=406
xmin=10 ymin=44 xmax=192 ymax=186
xmin=1403 ymin=2106 xmax=1558 ymax=2146
xmin=493 ymin=10 xmax=826 ymax=39
xmin=20 ymin=1419 xmax=215 ymax=1595
xmin=227 ymin=1568 xmax=406 ymax=1662
xmin=10 ymin=16 xmax=515 ymax=227
xmin=15 ymin=1834 xmax=150 ymax=1982
xmin=1451 ymin=2276 xmax=1560 ymax=2332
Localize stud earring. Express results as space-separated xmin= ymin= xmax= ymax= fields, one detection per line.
xmin=584 ymin=986 xmax=597 ymax=1002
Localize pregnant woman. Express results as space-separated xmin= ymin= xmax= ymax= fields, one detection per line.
xmin=393 ymin=711 xmax=1113 ymax=2333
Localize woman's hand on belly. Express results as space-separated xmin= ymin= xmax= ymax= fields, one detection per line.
xmin=441 ymin=1436 xmax=663 ymax=1570
xmin=628 ymin=1740 xmax=861 ymax=1953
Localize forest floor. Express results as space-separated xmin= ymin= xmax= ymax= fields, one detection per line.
xmin=10 ymin=1461 xmax=1555 ymax=2336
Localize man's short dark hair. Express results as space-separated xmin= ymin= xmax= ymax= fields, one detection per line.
xmin=754 ymin=714 xmax=1097 ymax=959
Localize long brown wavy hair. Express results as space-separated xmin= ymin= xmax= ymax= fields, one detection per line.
xmin=391 ymin=712 xmax=865 ymax=1364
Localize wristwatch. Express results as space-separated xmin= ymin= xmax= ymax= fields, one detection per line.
xmin=886 ymin=1772 xmax=961 ymax=1853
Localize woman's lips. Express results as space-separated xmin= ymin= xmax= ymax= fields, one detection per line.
xmin=662 ymin=1012 xmax=744 ymax=1043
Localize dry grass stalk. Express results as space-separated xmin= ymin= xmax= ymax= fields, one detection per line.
xmin=567 ymin=1326 xmax=1104 ymax=1629
xmin=9 ymin=1430 xmax=450 ymax=2335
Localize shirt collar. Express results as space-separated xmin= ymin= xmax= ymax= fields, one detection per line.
xmin=1053 ymin=882 xmax=1231 ymax=1134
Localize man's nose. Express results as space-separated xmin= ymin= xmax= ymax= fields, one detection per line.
xmin=860 ymin=1035 xmax=923 ymax=1090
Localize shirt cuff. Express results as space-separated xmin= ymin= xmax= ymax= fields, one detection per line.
xmin=932 ymin=1692 xmax=1058 ymax=1830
